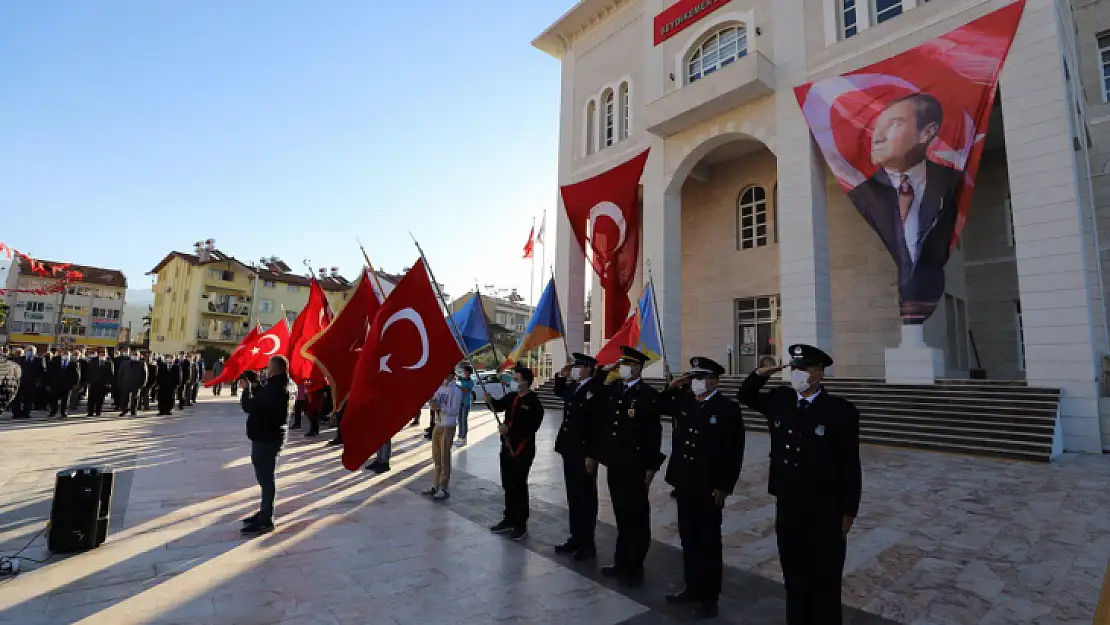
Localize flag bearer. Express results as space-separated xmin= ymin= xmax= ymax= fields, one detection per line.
xmin=551 ymin=352 xmax=605 ymax=561
xmin=736 ymin=344 xmax=862 ymax=625
xmin=660 ymin=357 xmax=745 ymax=619
xmin=591 ymin=346 xmax=664 ymax=588
xmin=489 ymin=364 xmax=544 ymax=541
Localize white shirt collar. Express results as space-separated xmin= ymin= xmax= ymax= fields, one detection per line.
xmin=699 ymin=389 xmax=720 ymax=402
xmin=625 ymin=377 xmax=641 ymax=388
xmin=578 ymin=376 xmax=593 ymax=387
xmin=797 ymin=388 xmax=823 ymax=404
xmin=884 ymin=159 xmax=926 ymax=191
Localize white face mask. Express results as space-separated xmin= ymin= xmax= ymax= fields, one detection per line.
xmin=570 ymin=368 xmax=582 ymax=381
xmin=789 ymin=369 xmax=813 ymax=394
xmin=509 ymin=380 xmax=519 ymax=392
xmin=691 ymin=378 xmax=708 ymax=396
xmin=618 ymin=365 xmax=633 ymax=380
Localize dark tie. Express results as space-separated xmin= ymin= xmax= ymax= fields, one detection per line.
xmin=898 ymin=174 xmax=914 ymax=222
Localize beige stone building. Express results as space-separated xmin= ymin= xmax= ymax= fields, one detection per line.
xmin=535 ymin=0 xmax=1110 ymax=452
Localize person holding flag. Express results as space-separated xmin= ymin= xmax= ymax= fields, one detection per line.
xmin=487 ymin=364 xmax=544 ymax=541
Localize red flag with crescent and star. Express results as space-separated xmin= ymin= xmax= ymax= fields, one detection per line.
xmin=288 ymin=278 xmax=334 ymax=385
xmin=560 ymin=148 xmax=650 ymax=338
xmin=239 ymin=321 xmax=292 ymax=372
xmin=794 ymin=0 xmax=1024 ymax=323
xmin=203 ymin=324 xmax=262 ymax=388
xmin=301 ymin=269 xmax=383 ymax=408
xmin=340 ymin=259 xmax=464 ymax=470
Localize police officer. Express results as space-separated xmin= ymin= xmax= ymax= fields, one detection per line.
xmin=736 ymin=344 xmax=861 ymax=625
xmin=660 ymin=357 xmax=745 ymax=619
xmin=590 ymin=346 xmax=665 ymax=588
xmin=552 ymin=352 xmax=605 ymax=561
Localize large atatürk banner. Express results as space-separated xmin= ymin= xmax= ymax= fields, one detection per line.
xmin=795 ymin=1 xmax=1025 ymax=324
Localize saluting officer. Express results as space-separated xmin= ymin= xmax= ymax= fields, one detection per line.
xmin=660 ymin=357 xmax=745 ymax=619
xmin=737 ymin=344 xmax=862 ymax=625
xmin=589 ymin=346 xmax=665 ymax=588
xmin=552 ymin=352 xmax=605 ymax=561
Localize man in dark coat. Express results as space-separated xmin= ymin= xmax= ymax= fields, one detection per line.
xmin=191 ymin=353 xmax=205 ymax=402
xmin=737 ymin=344 xmax=862 ymax=625
xmin=175 ymin=352 xmax=191 ymax=409
xmin=660 ymin=357 xmax=745 ymax=619
xmin=551 ymin=352 xmax=606 ymax=561
xmin=112 ymin=348 xmax=130 ymax=409
xmin=84 ymin=349 xmax=114 ymax=417
xmin=118 ymin=352 xmax=148 ymax=416
xmin=14 ymin=346 xmax=46 ymax=419
xmin=142 ymin=353 xmax=157 ymax=411
xmin=239 ymin=355 xmax=292 ymax=535
xmin=157 ymin=354 xmax=179 ymax=415
xmin=46 ymin=349 xmax=81 ymax=419
xmin=488 ymin=365 xmax=545 ymax=541
xmin=590 ymin=346 xmax=665 ymax=588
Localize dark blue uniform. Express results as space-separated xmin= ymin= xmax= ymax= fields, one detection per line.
xmin=553 ymin=371 xmax=606 ymax=554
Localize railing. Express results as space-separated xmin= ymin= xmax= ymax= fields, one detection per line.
xmin=205 ymin=300 xmax=249 ymax=315
xmin=196 ymin=330 xmax=245 ymax=343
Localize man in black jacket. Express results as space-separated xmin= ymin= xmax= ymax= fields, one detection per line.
xmin=488 ymin=364 xmax=544 ymax=541
xmin=660 ymin=357 xmax=745 ymax=619
xmin=551 ymin=353 xmax=605 ymax=561
xmin=737 ymin=344 xmax=862 ymax=625
xmin=112 ymin=348 xmax=130 ymax=409
xmin=142 ymin=353 xmax=157 ymax=412
xmin=591 ymin=346 xmax=665 ymax=588
xmin=240 ymin=355 xmax=292 ymax=535
xmin=85 ymin=350 xmax=114 ymax=417
xmin=14 ymin=346 xmax=46 ymax=419
xmin=47 ymin=349 xmax=81 ymax=419
xmin=157 ymin=355 xmax=179 ymax=416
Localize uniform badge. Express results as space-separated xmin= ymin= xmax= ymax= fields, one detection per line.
xmin=628 ymin=408 xmax=636 ymax=418
xmin=774 ymin=419 xmax=782 ymax=428
xmin=586 ymin=392 xmax=593 ymax=400
xmin=709 ymin=417 xmax=717 ymax=425
xmin=815 ymin=425 xmax=826 ymax=436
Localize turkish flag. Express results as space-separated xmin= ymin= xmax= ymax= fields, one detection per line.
xmin=340 ymin=259 xmax=464 ymax=470
xmin=238 ymin=321 xmax=292 ymax=372
xmin=794 ymin=1 xmax=1024 ymax=322
xmin=302 ymin=269 xmax=383 ymax=408
xmin=288 ymin=279 xmax=334 ymax=384
xmin=560 ymin=148 xmax=650 ymax=338
xmin=594 ymin=313 xmax=640 ymax=366
xmin=523 ymin=226 xmax=535 ymax=259
xmin=204 ymin=324 xmax=262 ymax=387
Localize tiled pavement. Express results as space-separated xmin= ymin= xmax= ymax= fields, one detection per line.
xmin=0 ymin=395 xmax=1107 ymax=624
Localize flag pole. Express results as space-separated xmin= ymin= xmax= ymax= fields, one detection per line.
xmin=549 ymin=268 xmax=572 ymax=361
xmin=528 ymin=216 xmax=536 ymax=370
xmin=474 ymin=284 xmax=509 ymax=393
xmin=356 ymin=238 xmax=388 ymax=301
xmin=410 ymin=234 xmax=503 ymax=427
xmin=645 ymin=260 xmax=672 ymax=382
xmin=538 ymin=210 xmax=546 ymax=375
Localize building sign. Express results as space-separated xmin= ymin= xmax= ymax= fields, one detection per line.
xmin=91 ymin=318 xmax=120 ymax=329
xmin=654 ymin=0 xmax=731 ymax=45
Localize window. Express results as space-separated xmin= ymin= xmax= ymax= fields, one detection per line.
xmin=737 ymin=186 xmax=769 ymax=250
xmin=26 ymin=301 xmax=45 ymax=313
xmin=1099 ymin=32 xmax=1110 ymax=102
xmin=618 ymin=82 xmax=630 ymax=140
xmin=209 ymin=269 xmax=222 ymax=280
xmin=287 ymin=284 xmax=299 ymax=293
xmin=602 ymin=89 xmax=615 ymax=148
xmin=586 ymin=100 xmax=597 ymax=155
xmin=264 ymin=280 xmax=275 ymax=288
xmin=841 ymin=0 xmax=858 ymax=38
xmin=873 ymin=0 xmax=901 ymax=24
xmin=1015 ymin=300 xmax=1025 ymax=371
xmin=259 ymin=299 xmax=275 ymax=313
xmin=688 ymin=26 xmax=747 ymax=83
xmin=285 ymin=310 xmax=298 ymax=324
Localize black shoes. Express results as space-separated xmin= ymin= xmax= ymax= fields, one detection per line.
xmin=600 ymin=565 xmax=622 ymax=578
xmin=242 ymin=513 xmax=260 ymax=525
xmin=241 ymin=521 xmax=274 ymax=536
xmin=510 ymin=526 xmax=528 ymax=541
xmin=666 ymin=590 xmax=697 ymax=605
xmin=490 ymin=520 xmax=514 ymax=534
xmin=601 ymin=566 xmax=643 ymax=587
xmin=554 ymin=540 xmax=577 ymax=554
xmin=364 ymin=461 xmax=391 ymax=473
xmin=573 ymin=545 xmax=597 ymax=561
xmin=326 ymin=437 xmax=342 ymax=446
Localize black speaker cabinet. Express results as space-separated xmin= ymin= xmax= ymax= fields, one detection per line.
xmin=48 ymin=466 xmax=114 ymax=553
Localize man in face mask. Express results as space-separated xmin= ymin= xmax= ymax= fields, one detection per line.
xmin=488 ymin=364 xmax=545 ymax=541
xmin=551 ymin=353 xmax=605 ymax=561
xmin=736 ymin=344 xmax=862 ymax=625
xmin=86 ymin=350 xmax=113 ymax=417
xmin=592 ymin=346 xmax=665 ymax=588
xmin=660 ymin=357 xmax=745 ymax=619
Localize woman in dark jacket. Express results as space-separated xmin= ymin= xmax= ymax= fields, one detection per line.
xmin=239 ymin=355 xmax=292 ymax=535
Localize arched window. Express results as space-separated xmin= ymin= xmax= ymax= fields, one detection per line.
xmin=602 ymin=89 xmax=615 ymax=148
xmin=618 ymin=82 xmax=630 ymax=140
xmin=688 ymin=25 xmax=748 ymax=84
xmin=586 ymin=100 xmax=597 ymax=155
xmin=737 ymin=186 xmax=768 ymax=250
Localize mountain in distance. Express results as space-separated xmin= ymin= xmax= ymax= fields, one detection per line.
xmin=125 ymin=288 xmax=154 ymax=305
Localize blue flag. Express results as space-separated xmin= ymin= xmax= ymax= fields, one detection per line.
xmin=450 ymin=294 xmax=491 ymax=355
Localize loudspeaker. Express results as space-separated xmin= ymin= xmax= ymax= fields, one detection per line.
xmin=48 ymin=466 xmax=114 ymax=553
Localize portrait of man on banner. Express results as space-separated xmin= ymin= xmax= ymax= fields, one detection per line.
xmin=794 ymin=1 xmax=1025 ymax=324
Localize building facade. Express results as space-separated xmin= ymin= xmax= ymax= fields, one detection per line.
xmin=536 ymin=0 xmax=1110 ymax=452
xmin=3 ymin=258 xmax=127 ymax=351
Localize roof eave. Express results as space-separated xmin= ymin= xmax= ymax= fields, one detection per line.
xmin=531 ymin=0 xmax=630 ymax=59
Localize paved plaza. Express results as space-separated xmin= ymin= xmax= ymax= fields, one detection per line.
xmin=0 ymin=395 xmax=1108 ymax=624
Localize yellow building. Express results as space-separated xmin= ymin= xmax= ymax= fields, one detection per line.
xmin=251 ymin=259 xmax=359 ymax=329
xmin=4 ymin=257 xmax=128 ymax=351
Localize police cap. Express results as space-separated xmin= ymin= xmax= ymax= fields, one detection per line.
xmin=787 ymin=344 xmax=834 ymax=368
xmin=688 ymin=356 xmax=725 ymax=377
xmin=571 ymin=352 xmax=598 ymax=367
xmin=618 ymin=346 xmax=650 ymax=365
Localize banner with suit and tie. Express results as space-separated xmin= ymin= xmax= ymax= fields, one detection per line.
xmin=794 ymin=0 xmax=1025 ymax=324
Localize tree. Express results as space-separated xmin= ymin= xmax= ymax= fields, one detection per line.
xmin=199 ymin=346 xmax=231 ymax=369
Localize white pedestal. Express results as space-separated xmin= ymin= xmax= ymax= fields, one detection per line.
xmin=884 ymin=325 xmax=944 ymax=385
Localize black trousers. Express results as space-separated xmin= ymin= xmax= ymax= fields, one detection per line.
xmin=140 ymin=387 xmax=153 ymax=411
xmin=190 ymin=383 xmax=199 ymax=402
xmin=121 ymin=390 xmax=139 ymax=415
xmin=606 ymin=464 xmax=651 ymax=574
xmin=292 ymin=399 xmax=305 ymax=428
xmin=177 ymin=385 xmax=188 ymax=408
xmin=775 ymin=498 xmax=846 ymax=625
xmin=48 ymin=388 xmax=73 ymax=416
xmin=499 ymin=447 xmax=535 ymax=527
xmin=561 ymin=452 xmax=597 ymax=547
xmin=677 ymin=490 xmax=724 ymax=602
xmin=87 ymin=384 xmax=108 ymax=416
xmin=157 ymin=388 xmax=176 ymax=414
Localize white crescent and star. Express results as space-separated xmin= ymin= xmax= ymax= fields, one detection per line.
xmin=378 ymin=308 xmax=430 ymax=373
xmin=587 ymin=201 xmax=627 ymax=256
xmin=251 ymin=334 xmax=282 ymax=356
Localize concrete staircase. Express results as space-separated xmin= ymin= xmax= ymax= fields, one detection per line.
xmin=534 ymin=376 xmax=1061 ymax=463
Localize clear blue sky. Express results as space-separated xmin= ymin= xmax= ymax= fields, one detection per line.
xmin=1 ymin=1 xmax=565 ymax=303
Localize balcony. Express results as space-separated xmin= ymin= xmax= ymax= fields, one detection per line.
xmin=202 ymin=299 xmax=250 ymax=317
xmin=196 ymin=330 xmax=247 ymax=344
xmin=642 ymin=51 xmax=774 ymax=138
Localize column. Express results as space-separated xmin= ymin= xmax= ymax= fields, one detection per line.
xmin=999 ymin=0 xmax=1102 ymax=453
xmin=774 ymin=0 xmax=835 ymax=368
xmin=643 ymin=151 xmax=682 ymax=377
xmin=553 ymin=44 xmax=583 ymax=372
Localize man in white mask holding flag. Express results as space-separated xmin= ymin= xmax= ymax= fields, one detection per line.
xmin=736 ymin=344 xmax=862 ymax=625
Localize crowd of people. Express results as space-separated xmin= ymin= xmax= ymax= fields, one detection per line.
xmin=0 ymin=344 xmax=216 ymax=419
